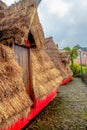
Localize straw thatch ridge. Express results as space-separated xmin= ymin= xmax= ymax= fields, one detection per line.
xmin=31 ymin=12 xmax=45 ymax=49
xmin=0 ymin=0 xmax=45 ymax=49
xmin=32 ymin=48 xmax=63 ymax=99
xmin=0 ymin=44 xmax=33 ymax=129
xmin=44 ymin=37 xmax=72 ymax=80
xmin=0 ymin=0 xmax=7 ymax=21
xmin=0 ymin=0 xmax=7 ymax=10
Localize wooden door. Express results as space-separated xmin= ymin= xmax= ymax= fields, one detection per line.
xmin=13 ymin=43 xmax=32 ymax=97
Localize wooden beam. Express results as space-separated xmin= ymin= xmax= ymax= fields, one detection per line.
xmin=27 ymin=47 xmax=33 ymax=99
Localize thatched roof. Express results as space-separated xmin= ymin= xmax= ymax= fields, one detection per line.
xmin=0 ymin=0 xmax=7 ymax=21
xmin=0 ymin=0 xmax=45 ymax=48
xmin=59 ymin=51 xmax=73 ymax=78
xmin=59 ymin=51 xmax=70 ymax=64
xmin=44 ymin=37 xmax=72 ymax=80
xmin=0 ymin=44 xmax=33 ymax=129
xmin=32 ymin=48 xmax=63 ymax=99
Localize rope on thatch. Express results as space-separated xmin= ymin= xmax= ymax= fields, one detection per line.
xmin=21 ymin=7 xmax=37 ymax=44
xmin=31 ymin=12 xmax=45 ymax=48
xmin=0 ymin=44 xmax=33 ymax=129
xmin=32 ymin=48 xmax=63 ymax=100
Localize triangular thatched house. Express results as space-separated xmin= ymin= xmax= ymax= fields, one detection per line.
xmin=59 ymin=51 xmax=73 ymax=79
xmin=44 ymin=37 xmax=72 ymax=82
xmin=32 ymin=48 xmax=62 ymax=99
xmin=0 ymin=0 xmax=63 ymax=129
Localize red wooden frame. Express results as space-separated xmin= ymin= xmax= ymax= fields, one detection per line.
xmin=3 ymin=89 xmax=57 ymax=130
xmin=61 ymin=77 xmax=72 ymax=85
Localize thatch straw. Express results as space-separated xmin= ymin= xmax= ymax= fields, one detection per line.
xmin=31 ymin=12 xmax=45 ymax=48
xmin=0 ymin=44 xmax=33 ymax=129
xmin=32 ymin=48 xmax=63 ymax=100
xmin=0 ymin=44 xmax=15 ymax=62
xmin=59 ymin=51 xmax=70 ymax=64
xmin=59 ymin=51 xmax=73 ymax=77
xmin=0 ymin=0 xmax=7 ymax=10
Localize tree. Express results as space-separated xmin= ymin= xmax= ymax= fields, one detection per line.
xmin=63 ymin=46 xmax=78 ymax=67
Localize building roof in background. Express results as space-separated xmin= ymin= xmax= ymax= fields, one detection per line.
xmin=74 ymin=56 xmax=87 ymax=65
xmin=82 ymin=51 xmax=87 ymax=55
xmin=80 ymin=47 xmax=87 ymax=52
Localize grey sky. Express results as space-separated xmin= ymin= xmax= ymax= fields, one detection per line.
xmin=38 ymin=0 xmax=87 ymax=48
xmin=2 ymin=0 xmax=19 ymax=5
xmin=2 ymin=0 xmax=87 ymax=48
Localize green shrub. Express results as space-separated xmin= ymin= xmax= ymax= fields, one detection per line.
xmin=70 ymin=63 xmax=87 ymax=77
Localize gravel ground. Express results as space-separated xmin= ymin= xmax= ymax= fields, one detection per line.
xmin=25 ymin=78 xmax=87 ymax=130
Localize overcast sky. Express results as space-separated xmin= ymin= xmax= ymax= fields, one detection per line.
xmin=2 ymin=0 xmax=87 ymax=48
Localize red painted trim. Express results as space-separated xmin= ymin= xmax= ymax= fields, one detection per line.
xmin=61 ymin=77 xmax=72 ymax=85
xmin=24 ymin=39 xmax=30 ymax=46
xmin=4 ymin=89 xmax=57 ymax=130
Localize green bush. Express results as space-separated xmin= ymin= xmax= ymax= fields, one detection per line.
xmin=70 ymin=63 xmax=87 ymax=77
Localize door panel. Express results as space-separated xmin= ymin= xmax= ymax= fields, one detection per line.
xmin=13 ymin=44 xmax=30 ymax=93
